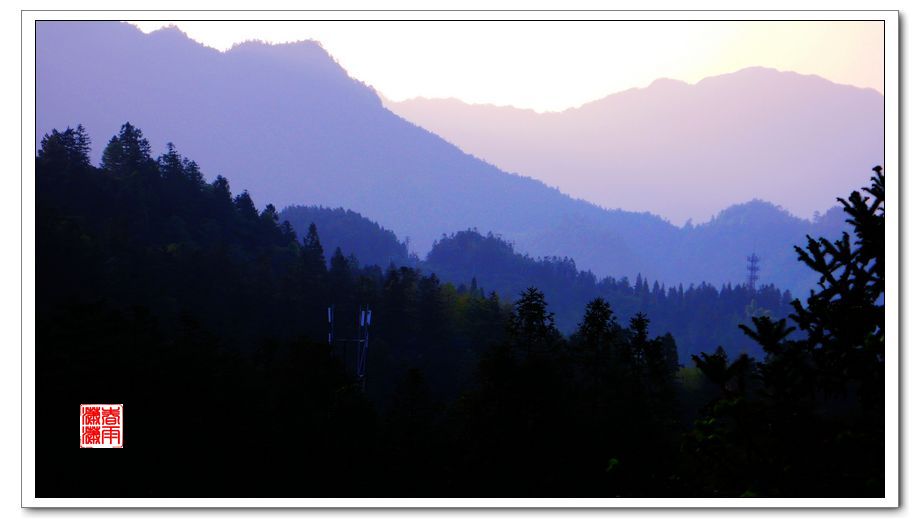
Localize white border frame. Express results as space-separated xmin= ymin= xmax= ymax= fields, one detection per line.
xmin=20 ymin=9 xmax=900 ymax=508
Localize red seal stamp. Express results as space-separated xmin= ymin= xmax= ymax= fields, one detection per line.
xmin=80 ymin=404 xmax=123 ymax=448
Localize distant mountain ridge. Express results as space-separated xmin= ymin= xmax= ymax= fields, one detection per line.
xmin=281 ymin=197 xmax=849 ymax=300
xmin=36 ymin=21 xmax=854 ymax=296
xmin=280 ymin=205 xmax=417 ymax=268
xmin=272 ymin=205 xmax=797 ymax=360
xmin=386 ymin=67 xmax=882 ymax=225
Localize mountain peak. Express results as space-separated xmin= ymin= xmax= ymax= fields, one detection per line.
xmin=704 ymin=199 xmax=795 ymax=226
xmin=147 ymin=23 xmax=192 ymax=38
xmin=696 ymin=65 xmax=881 ymax=95
xmin=37 ymin=21 xmax=866 ymax=297
xmin=387 ymin=64 xmax=881 ymax=226
xmin=228 ymin=37 xmax=325 ymax=54
xmin=646 ymin=77 xmax=690 ymax=90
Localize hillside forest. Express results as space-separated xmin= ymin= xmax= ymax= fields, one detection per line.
xmin=36 ymin=123 xmax=884 ymax=498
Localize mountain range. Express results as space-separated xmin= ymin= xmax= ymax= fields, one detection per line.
xmin=385 ymin=68 xmax=882 ymax=225
xmin=36 ymin=21 xmax=866 ymax=296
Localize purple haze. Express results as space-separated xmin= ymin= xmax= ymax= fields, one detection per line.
xmin=36 ymin=22 xmax=863 ymax=295
xmin=386 ymin=69 xmax=883 ymax=225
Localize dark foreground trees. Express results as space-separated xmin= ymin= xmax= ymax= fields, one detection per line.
xmin=684 ymin=168 xmax=885 ymax=497
xmin=36 ymin=123 xmax=885 ymax=498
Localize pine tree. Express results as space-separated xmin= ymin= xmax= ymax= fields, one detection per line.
xmin=509 ymin=287 xmax=557 ymax=350
xmin=329 ymin=247 xmax=353 ymax=301
xmin=211 ymin=175 xmax=232 ymax=202
xmin=37 ymin=126 xmax=92 ymax=174
xmin=629 ymin=312 xmax=650 ymax=369
xmin=158 ymin=142 xmax=184 ymax=179
xmin=260 ymin=203 xmax=279 ymax=224
xmin=577 ymin=297 xmax=615 ymax=349
xmin=688 ymin=167 xmax=887 ymax=497
xmin=741 ymin=167 xmax=884 ymax=406
xmin=101 ymin=122 xmax=154 ymax=177
xmin=301 ymin=223 xmax=327 ymax=276
xmin=233 ymin=190 xmax=258 ymax=219
xmin=575 ymin=297 xmax=619 ymax=398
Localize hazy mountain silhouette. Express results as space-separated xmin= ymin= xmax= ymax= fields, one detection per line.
xmin=282 ymin=199 xmax=847 ymax=303
xmin=280 ymin=205 xmax=416 ymax=268
xmin=386 ymin=69 xmax=882 ymax=225
xmin=270 ymin=205 xmax=799 ymax=359
xmin=37 ymin=21 xmax=852 ymax=295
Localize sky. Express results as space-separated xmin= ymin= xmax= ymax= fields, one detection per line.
xmin=130 ymin=20 xmax=883 ymax=112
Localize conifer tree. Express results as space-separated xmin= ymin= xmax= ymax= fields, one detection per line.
xmin=101 ymin=122 xmax=154 ymax=177
xmin=509 ymin=287 xmax=557 ymax=351
xmin=233 ymin=190 xmax=258 ymax=219
xmin=301 ymin=223 xmax=327 ymax=276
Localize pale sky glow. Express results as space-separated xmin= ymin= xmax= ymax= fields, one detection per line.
xmin=130 ymin=20 xmax=882 ymax=112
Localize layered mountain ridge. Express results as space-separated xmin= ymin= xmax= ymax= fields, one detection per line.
xmin=386 ymin=66 xmax=882 ymax=224
xmin=37 ymin=21 xmax=860 ymax=295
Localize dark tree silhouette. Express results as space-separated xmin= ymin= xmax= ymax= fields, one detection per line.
xmin=35 ymin=121 xmax=884 ymax=499
xmin=101 ymin=122 xmax=154 ymax=177
xmin=687 ymin=167 xmax=886 ymax=497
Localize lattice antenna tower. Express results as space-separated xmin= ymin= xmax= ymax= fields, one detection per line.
xmin=746 ymin=252 xmax=760 ymax=292
xmin=356 ymin=305 xmax=372 ymax=390
xmin=327 ymin=304 xmax=373 ymax=391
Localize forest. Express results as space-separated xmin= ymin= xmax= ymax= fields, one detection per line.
xmin=36 ymin=123 xmax=884 ymax=498
xmin=282 ymin=205 xmax=796 ymax=364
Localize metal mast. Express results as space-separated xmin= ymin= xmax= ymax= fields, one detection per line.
xmin=327 ymin=304 xmax=372 ymax=390
xmin=356 ymin=305 xmax=372 ymax=390
xmin=746 ymin=252 xmax=760 ymax=292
